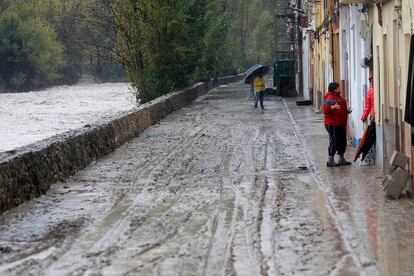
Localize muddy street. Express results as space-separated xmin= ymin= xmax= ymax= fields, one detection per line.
xmin=0 ymin=82 xmax=381 ymax=275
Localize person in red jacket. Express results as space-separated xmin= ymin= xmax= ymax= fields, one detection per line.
xmin=323 ymin=82 xmax=352 ymax=167
xmin=359 ymin=76 xmax=376 ymax=165
xmin=361 ymin=77 xmax=375 ymax=122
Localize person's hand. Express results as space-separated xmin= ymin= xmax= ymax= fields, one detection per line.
xmin=331 ymin=103 xmax=340 ymax=110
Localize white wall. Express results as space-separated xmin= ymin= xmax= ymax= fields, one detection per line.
xmin=325 ymin=34 xmax=333 ymax=87
xmin=340 ymin=5 xmax=369 ymax=146
xmin=302 ymin=29 xmax=311 ymax=100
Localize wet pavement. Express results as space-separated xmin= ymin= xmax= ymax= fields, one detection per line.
xmin=285 ymin=99 xmax=414 ymax=276
xmin=0 ymin=81 xmax=413 ymax=275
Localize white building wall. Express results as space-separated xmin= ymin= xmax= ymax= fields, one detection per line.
xmin=339 ymin=7 xmax=349 ymax=88
xmin=342 ymin=5 xmax=369 ymax=146
xmin=302 ymin=29 xmax=310 ymax=100
xmin=326 ymin=34 xmax=333 ymax=86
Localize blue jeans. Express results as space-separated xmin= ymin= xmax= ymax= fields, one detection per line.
xmin=254 ymin=91 xmax=264 ymax=109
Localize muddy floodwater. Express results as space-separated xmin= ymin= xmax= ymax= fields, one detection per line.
xmin=0 ymin=82 xmax=135 ymax=152
xmin=0 ymin=82 xmax=414 ymax=275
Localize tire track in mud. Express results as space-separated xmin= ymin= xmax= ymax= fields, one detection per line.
xmin=259 ymin=132 xmax=279 ymax=276
xmin=46 ymin=120 xmax=218 ymax=274
xmin=208 ymin=125 xmax=275 ymax=276
xmin=128 ymin=138 xmax=237 ymax=274
xmin=0 ymin=108 xmax=217 ymax=275
xmin=228 ymin=105 xmax=360 ymax=275
xmin=228 ymin=127 xmax=261 ymax=274
xmin=94 ymin=103 xmax=244 ymax=274
xmin=202 ymin=144 xmax=232 ymax=276
xmin=200 ymin=127 xmax=256 ymax=275
xmin=92 ymin=110 xmax=244 ymax=274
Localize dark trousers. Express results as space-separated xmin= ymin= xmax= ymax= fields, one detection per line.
xmin=325 ymin=125 xmax=347 ymax=156
xmin=254 ymin=91 xmax=264 ymax=109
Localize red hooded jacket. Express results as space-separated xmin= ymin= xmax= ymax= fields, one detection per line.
xmin=361 ymin=86 xmax=374 ymax=122
xmin=323 ymin=91 xmax=349 ymax=127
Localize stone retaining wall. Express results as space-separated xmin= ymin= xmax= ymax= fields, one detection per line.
xmin=0 ymin=75 xmax=243 ymax=214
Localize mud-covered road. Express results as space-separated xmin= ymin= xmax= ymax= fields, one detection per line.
xmin=0 ymin=83 xmax=374 ymax=275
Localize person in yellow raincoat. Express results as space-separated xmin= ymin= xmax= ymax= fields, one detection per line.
xmin=254 ymin=74 xmax=265 ymax=110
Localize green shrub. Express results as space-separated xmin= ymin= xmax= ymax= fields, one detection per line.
xmin=0 ymin=12 xmax=65 ymax=91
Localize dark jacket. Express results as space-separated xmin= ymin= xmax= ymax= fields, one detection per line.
xmin=323 ymin=91 xmax=348 ymax=127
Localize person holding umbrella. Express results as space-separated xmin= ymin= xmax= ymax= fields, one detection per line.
xmin=244 ymin=64 xmax=269 ymax=109
xmin=361 ymin=75 xmax=375 ymax=123
xmin=354 ymin=75 xmax=376 ymax=164
xmin=254 ymin=74 xmax=265 ymax=110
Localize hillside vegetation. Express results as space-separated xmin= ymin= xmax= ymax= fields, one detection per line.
xmin=0 ymin=0 xmax=276 ymax=102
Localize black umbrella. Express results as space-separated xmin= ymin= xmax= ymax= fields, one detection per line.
xmin=354 ymin=121 xmax=376 ymax=162
xmin=360 ymin=121 xmax=376 ymax=161
xmin=244 ymin=64 xmax=269 ymax=84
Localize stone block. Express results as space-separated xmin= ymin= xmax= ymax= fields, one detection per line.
xmin=382 ymin=167 xmax=410 ymax=199
xmin=389 ymin=151 xmax=409 ymax=169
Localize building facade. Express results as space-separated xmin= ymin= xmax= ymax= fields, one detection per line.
xmin=301 ymin=0 xmax=414 ymax=186
xmin=369 ymin=0 xmax=414 ymax=177
xmin=339 ymin=4 xmax=370 ymax=146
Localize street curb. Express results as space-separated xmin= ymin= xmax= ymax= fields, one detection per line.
xmin=0 ymin=74 xmax=243 ymax=214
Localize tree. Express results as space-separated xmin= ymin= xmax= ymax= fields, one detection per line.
xmin=88 ymin=0 xmax=206 ymax=103
xmin=225 ymin=0 xmax=275 ymax=70
xmin=137 ymin=0 xmax=206 ymax=100
xmin=199 ymin=0 xmax=235 ymax=78
xmin=248 ymin=10 xmax=274 ymax=64
xmin=25 ymin=0 xmax=95 ymax=82
xmin=0 ymin=12 xmax=65 ymax=91
xmin=87 ymin=0 xmax=277 ymax=102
